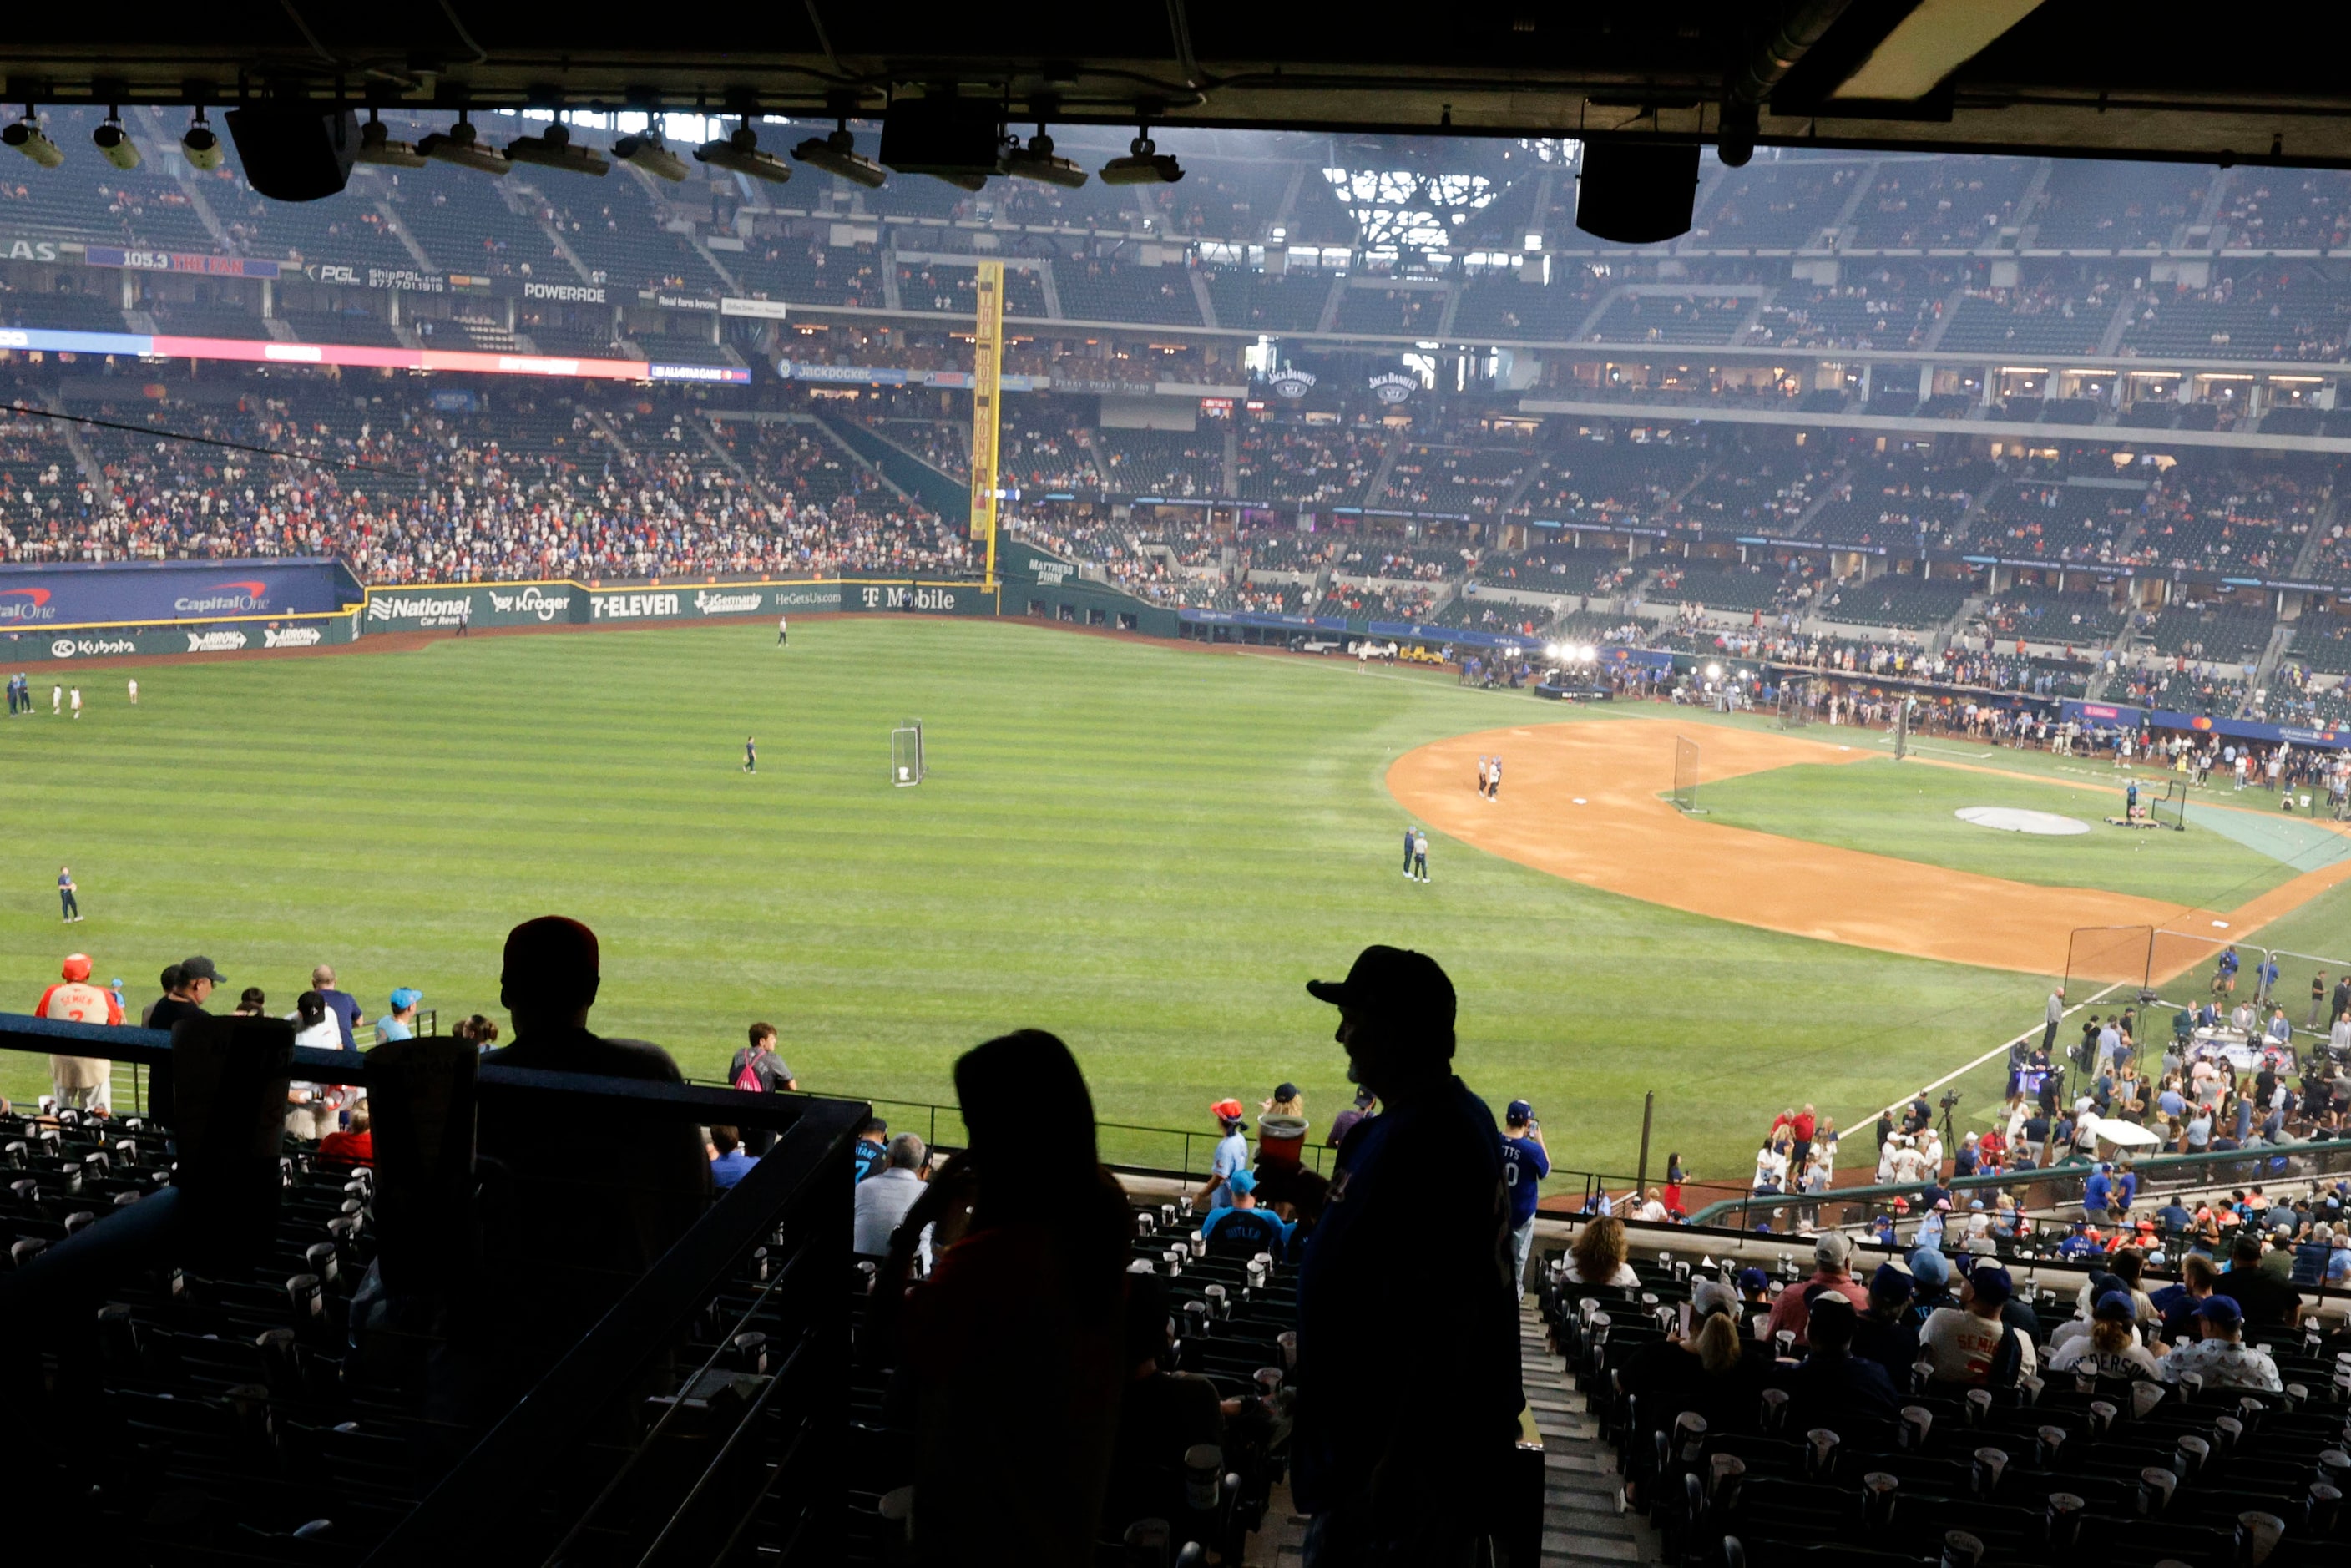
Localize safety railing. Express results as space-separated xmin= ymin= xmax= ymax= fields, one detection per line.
xmin=0 ymin=1010 xmax=867 ymax=1567
xmin=1690 ymin=1136 xmax=2351 ymax=1233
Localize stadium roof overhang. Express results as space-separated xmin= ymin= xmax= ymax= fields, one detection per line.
xmin=6 ymin=1 xmax=2351 ymax=166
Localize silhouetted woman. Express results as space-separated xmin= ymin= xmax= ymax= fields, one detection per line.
xmin=885 ymin=1029 xmax=1131 ymax=1566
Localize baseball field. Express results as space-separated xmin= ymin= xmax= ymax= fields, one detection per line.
xmin=5 ymin=616 xmax=2348 ymax=1191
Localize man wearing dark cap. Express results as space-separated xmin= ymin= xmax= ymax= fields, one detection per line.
xmin=1294 ymin=943 xmax=1521 ymax=1564
xmin=1326 ymin=1085 xmax=1376 ymax=1147
xmin=1919 ymin=1264 xmax=2036 ymax=1388
xmin=1776 ymin=1295 xmax=1899 ymax=1429
xmin=1498 ymin=1100 xmax=1550 ymax=1301
xmin=144 ymin=956 xmax=225 ymax=1124
xmin=2159 ymin=1295 xmax=2281 ymax=1391
xmin=475 ymin=917 xmax=712 ymax=1368
xmin=1852 ymin=1263 xmax=1919 ymax=1381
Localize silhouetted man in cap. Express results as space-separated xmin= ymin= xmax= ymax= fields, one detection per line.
xmin=1293 ymin=944 xmax=1522 ymax=1566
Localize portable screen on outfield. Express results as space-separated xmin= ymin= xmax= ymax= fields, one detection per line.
xmin=1669 ymin=736 xmax=1705 ymax=814
xmin=892 ymin=718 xmax=926 ymax=787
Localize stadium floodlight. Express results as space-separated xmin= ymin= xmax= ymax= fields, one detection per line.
xmin=792 ymin=122 xmax=887 ymax=189
xmin=1003 ymin=129 xmax=1088 ymax=189
xmin=613 ymin=128 xmax=690 ymax=183
xmin=417 ymin=114 xmax=511 ymax=176
xmin=1706 ymin=662 xmax=1724 ymax=681
xmin=504 ymin=121 xmax=609 ymax=178
xmin=182 ymin=107 xmax=224 ymax=172
xmin=695 ymin=123 xmax=792 ymax=186
xmin=93 ymin=108 xmax=140 ymax=172
xmin=3 ymin=109 xmax=64 ymax=169
xmin=1100 ymin=132 xmax=1183 ymax=186
xmin=356 ymin=112 xmax=428 ymax=169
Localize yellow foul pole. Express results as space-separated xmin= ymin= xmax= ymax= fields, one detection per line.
xmin=969 ymin=260 xmax=1004 ymax=589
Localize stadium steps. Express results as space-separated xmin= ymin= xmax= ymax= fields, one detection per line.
xmin=2285 ymin=491 xmax=2340 ymax=582
xmin=2250 ymin=620 xmax=2297 ymax=706
xmin=41 ymin=388 xmax=116 ymax=511
xmin=139 ymin=106 xmax=238 ymax=252
xmin=1529 ymin=1299 xmax=1658 ymax=1566
xmin=1240 ymin=1302 xmax=1654 ymax=1567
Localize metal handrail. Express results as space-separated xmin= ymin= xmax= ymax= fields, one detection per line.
xmin=1688 ymin=1136 xmax=2351 ymax=1230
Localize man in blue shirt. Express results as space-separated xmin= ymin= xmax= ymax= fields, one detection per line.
xmin=851 ymin=1117 xmax=888 ymax=1182
xmin=379 ymin=987 xmax=422 ymax=1042
xmin=709 ymin=1125 xmax=756 ymax=1191
xmin=2057 ymin=1220 xmax=2103 ymax=1260
xmin=2083 ymin=1164 xmax=2113 ymax=1223
xmin=1201 ymin=1168 xmax=1292 ymax=1257
xmin=310 ymin=964 xmax=365 ymax=1050
xmin=1196 ymin=1098 xmax=1249 ymax=1209
xmin=1295 ymin=944 xmax=1519 ymax=1563
xmin=1498 ymin=1099 xmax=1551 ymax=1300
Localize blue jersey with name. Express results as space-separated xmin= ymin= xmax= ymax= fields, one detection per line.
xmin=1499 ymin=1134 xmax=1550 ymax=1227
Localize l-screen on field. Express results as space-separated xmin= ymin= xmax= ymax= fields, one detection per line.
xmin=12 ymin=615 xmax=2351 ymax=1177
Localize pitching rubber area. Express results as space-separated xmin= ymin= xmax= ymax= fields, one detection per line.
xmin=1387 ymin=719 xmax=2351 ymax=976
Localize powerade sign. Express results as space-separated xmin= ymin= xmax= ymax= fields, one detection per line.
xmin=0 ymin=560 xmax=346 ymax=628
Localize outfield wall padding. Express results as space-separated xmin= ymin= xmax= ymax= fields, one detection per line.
xmin=3 ymin=610 xmax=361 ymax=662
xmin=0 ymin=558 xmax=359 ymax=630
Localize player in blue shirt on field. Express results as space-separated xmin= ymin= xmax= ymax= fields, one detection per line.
xmin=1499 ymin=1099 xmax=1551 ymax=1299
xmin=1201 ymin=1169 xmax=1292 ymax=1257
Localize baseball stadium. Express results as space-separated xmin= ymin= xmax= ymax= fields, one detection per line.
xmin=3 ymin=11 xmax=2351 ymax=1566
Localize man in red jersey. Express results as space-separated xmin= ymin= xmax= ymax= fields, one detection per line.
xmin=36 ymin=953 xmax=122 ymax=1111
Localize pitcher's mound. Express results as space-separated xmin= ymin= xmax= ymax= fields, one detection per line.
xmin=1955 ymin=806 xmax=2091 ymax=837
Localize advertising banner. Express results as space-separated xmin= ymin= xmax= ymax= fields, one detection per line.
xmin=362 ymin=579 xmax=839 ymax=631
xmin=0 ymin=559 xmax=351 ymax=630
xmin=837 ymin=581 xmax=998 ymax=616
xmin=2 ymin=612 xmax=359 ymax=662
xmin=2059 ymin=699 xmax=2349 ymax=750
xmin=581 ymin=581 xmax=842 ymax=623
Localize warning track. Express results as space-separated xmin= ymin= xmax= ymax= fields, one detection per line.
xmin=1388 ymin=719 xmax=2351 ymax=976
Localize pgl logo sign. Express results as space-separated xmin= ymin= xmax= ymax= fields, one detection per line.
xmin=1267 ymin=367 xmax=1317 ymax=400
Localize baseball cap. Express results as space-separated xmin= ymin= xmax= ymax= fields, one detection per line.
xmin=1734 ymin=1266 xmax=1769 ymax=1292
xmin=2194 ymin=1295 xmax=2243 ymax=1327
xmin=1815 ymin=1231 xmax=1852 ymax=1271
xmin=389 ymin=987 xmax=422 ymax=1010
xmin=1506 ymin=1099 xmax=1534 ymax=1123
xmin=1870 ymin=1262 xmax=1914 ymax=1302
xmin=1908 ymin=1247 xmax=1949 ymax=1286
xmin=1967 ymin=1265 xmax=2014 ymax=1303
xmin=2093 ymin=1290 xmax=2135 ymax=1323
xmin=179 ymin=956 xmax=225 ymax=985
xmin=1272 ymin=1082 xmax=1299 ymax=1103
xmin=1306 ymin=944 xmax=1457 ymax=1043
xmin=60 ymin=953 xmax=91 ymax=982
xmin=1211 ymin=1098 xmax=1245 ymax=1122
xmin=1691 ymin=1277 xmax=1739 ymax=1318
xmin=1352 ymin=1085 xmax=1376 ymax=1107
xmin=1228 ymin=1169 xmax=1256 ymax=1196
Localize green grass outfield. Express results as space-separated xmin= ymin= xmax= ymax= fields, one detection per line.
xmin=1699 ymin=756 xmax=2300 ymax=909
xmin=3 ymin=618 xmax=2337 ymax=1188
